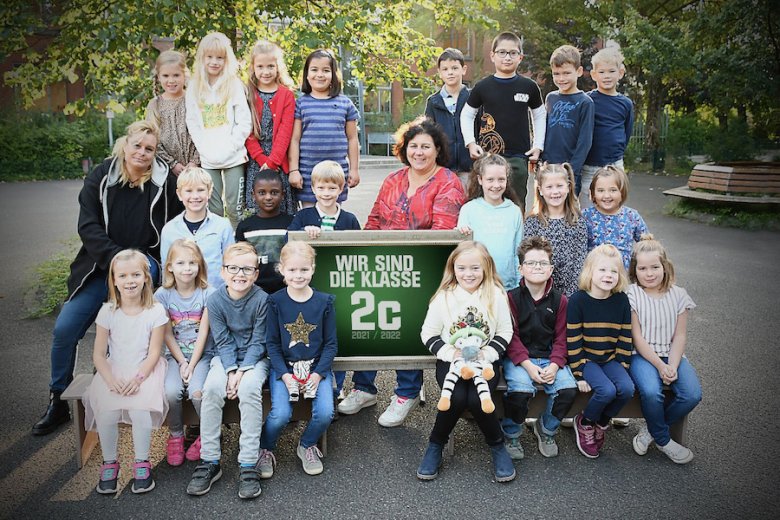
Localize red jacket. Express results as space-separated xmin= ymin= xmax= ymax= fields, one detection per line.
xmin=245 ymin=85 xmax=295 ymax=172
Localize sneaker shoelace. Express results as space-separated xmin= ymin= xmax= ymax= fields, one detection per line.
xmin=260 ymin=450 xmax=276 ymax=466
xmin=134 ymin=465 xmax=150 ymax=479
xmin=395 ymin=396 xmax=409 ymax=405
xmin=304 ymin=446 xmax=323 ymax=463
xmin=100 ymin=466 xmax=117 ymax=481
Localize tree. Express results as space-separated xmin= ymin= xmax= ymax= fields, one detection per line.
xmin=2 ymin=0 xmax=499 ymax=115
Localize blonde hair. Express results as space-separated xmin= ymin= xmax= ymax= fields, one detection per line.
xmin=247 ymin=40 xmax=294 ymax=143
xmin=529 ymin=162 xmax=581 ymax=225
xmin=579 ymin=244 xmax=628 ymax=294
xmin=311 ymin=160 xmax=346 ymax=189
xmin=590 ymin=165 xmax=630 ymax=207
xmin=279 ymin=241 xmax=316 ymax=269
xmin=112 ymin=120 xmax=160 ymax=191
xmin=591 ymin=47 xmax=626 ymax=71
xmin=162 ymin=239 xmax=209 ymax=289
xmin=107 ymin=249 xmax=155 ymax=309
xmin=223 ymin=242 xmax=259 ymax=265
xmin=550 ymin=44 xmax=581 ymax=68
xmin=191 ymin=32 xmax=240 ymax=108
xmin=466 ymin=154 xmax=521 ymax=207
xmin=629 ymin=234 xmax=675 ymax=292
xmin=147 ymin=50 xmax=189 ymax=125
xmin=177 ymin=165 xmax=213 ymax=191
xmin=432 ymin=241 xmax=505 ymax=322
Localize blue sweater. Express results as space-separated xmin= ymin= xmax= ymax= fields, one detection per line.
xmin=542 ymin=91 xmax=594 ymax=176
xmin=288 ymin=206 xmax=361 ymax=232
xmin=425 ymin=86 xmax=473 ymax=172
xmin=585 ymin=90 xmax=634 ymax=167
xmin=266 ymin=289 xmax=338 ymax=379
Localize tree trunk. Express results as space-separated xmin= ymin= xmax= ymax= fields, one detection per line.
xmin=645 ymin=76 xmax=664 ymax=169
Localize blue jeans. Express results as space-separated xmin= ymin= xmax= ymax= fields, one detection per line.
xmin=581 ymin=360 xmax=635 ymax=422
xmin=501 ymin=358 xmax=578 ymax=437
xmin=49 ymin=258 xmax=160 ymax=393
xmin=350 ymin=370 xmax=423 ymax=399
xmin=630 ymin=355 xmax=702 ymax=446
xmin=260 ymin=369 xmax=334 ymax=450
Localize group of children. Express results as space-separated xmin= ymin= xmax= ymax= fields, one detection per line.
xmin=79 ymin=28 xmax=702 ymax=496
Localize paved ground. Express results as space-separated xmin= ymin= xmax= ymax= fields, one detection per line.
xmin=0 ymin=163 xmax=778 ymax=519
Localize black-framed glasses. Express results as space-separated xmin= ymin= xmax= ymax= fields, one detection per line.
xmin=223 ymin=265 xmax=258 ymax=275
xmin=495 ymin=50 xmax=522 ymax=59
xmin=522 ymin=260 xmax=552 ymax=268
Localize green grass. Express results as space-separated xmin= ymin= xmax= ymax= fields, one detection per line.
xmin=24 ymin=239 xmax=79 ymax=318
xmin=665 ymin=198 xmax=780 ymax=231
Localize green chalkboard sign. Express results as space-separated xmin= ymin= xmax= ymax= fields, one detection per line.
xmin=289 ymin=230 xmax=464 ymax=357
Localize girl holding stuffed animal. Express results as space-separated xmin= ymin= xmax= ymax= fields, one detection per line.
xmin=627 ymin=235 xmax=701 ymax=464
xmin=258 ymin=241 xmax=336 ymax=477
xmin=418 ymin=241 xmax=515 ymax=482
xmin=83 ymin=249 xmax=169 ymax=495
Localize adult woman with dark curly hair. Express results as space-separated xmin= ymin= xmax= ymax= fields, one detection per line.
xmin=337 ymin=115 xmax=465 ymax=428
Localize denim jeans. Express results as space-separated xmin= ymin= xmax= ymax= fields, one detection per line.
xmin=581 ymin=360 xmax=635 ymax=422
xmin=260 ymin=368 xmax=334 ymax=450
xmin=200 ymin=357 xmax=269 ymax=465
xmin=630 ymin=354 xmax=702 ymax=446
xmin=579 ymin=159 xmax=624 ymax=209
xmin=501 ymin=358 xmax=578 ymax=437
xmin=164 ymin=353 xmax=213 ymax=436
xmin=205 ymin=164 xmax=245 ymax=229
xmin=350 ymin=370 xmax=423 ymax=399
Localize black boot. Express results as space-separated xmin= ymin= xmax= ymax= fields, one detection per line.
xmin=32 ymin=392 xmax=71 ymax=436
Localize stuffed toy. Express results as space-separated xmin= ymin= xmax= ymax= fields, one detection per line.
xmin=286 ymin=359 xmax=317 ymax=402
xmin=437 ymin=325 xmax=496 ymax=413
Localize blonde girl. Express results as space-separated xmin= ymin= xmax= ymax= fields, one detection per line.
xmin=186 ymin=32 xmax=252 ymax=228
xmin=418 ymin=241 xmax=515 ymax=482
xmin=145 ymin=50 xmax=199 ymax=176
xmin=155 ymin=239 xmax=216 ymax=467
xmin=566 ymin=244 xmax=634 ymax=459
xmin=627 ymin=235 xmax=701 ymax=464
xmin=83 ymin=250 xmax=169 ymax=495
xmin=244 ymin=40 xmax=297 ymax=216
xmin=288 ymin=49 xmax=360 ymax=207
xmin=525 ymin=162 xmax=587 ymax=296
xmin=258 ymin=241 xmax=336 ymax=477
xmin=457 ymin=154 xmax=524 ymax=289
xmin=581 ymin=165 xmax=648 ymax=269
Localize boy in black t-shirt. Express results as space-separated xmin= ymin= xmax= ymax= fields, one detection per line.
xmin=461 ymin=31 xmax=546 ymax=212
xmin=235 ymin=169 xmax=294 ymax=294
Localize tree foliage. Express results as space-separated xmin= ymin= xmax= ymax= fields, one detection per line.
xmin=2 ymin=0 xmax=498 ymax=115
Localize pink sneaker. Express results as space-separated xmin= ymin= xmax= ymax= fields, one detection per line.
xmin=185 ymin=436 xmax=202 ymax=462
xmin=166 ymin=435 xmax=185 ymax=466
xmin=594 ymin=423 xmax=610 ymax=452
xmin=574 ymin=414 xmax=599 ymax=459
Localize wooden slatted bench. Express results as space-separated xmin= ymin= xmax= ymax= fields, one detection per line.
xmin=686 ymin=162 xmax=780 ymax=194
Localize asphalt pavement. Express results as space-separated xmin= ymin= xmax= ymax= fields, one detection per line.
xmin=0 ymin=161 xmax=778 ymax=519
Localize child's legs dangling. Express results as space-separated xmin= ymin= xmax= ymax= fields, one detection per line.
xmin=465 ymin=363 xmax=503 ymax=446
xmin=300 ymin=372 xmax=335 ymax=448
xmin=259 ymin=369 xmax=294 ymax=452
xmin=581 ymin=362 xmax=618 ymax=422
xmin=96 ymin=410 xmax=122 ymax=461
xmin=501 ymin=358 xmax=536 ymax=438
xmin=128 ymin=410 xmax=153 ymax=461
xmin=236 ymin=360 xmax=269 ymax=465
xmin=164 ymin=357 xmax=186 ymax=436
xmin=200 ymin=358 xmax=228 ymax=462
xmin=429 ymin=362 xmax=470 ymax=445
xmin=666 ymin=358 xmax=702 ymax=427
xmin=599 ymin=360 xmax=635 ymax=421
xmin=539 ymin=365 xmax=578 ymax=435
xmin=187 ymin=355 xmax=213 ymax=418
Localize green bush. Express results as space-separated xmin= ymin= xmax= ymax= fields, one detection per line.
xmin=666 ymin=113 xmax=715 ymax=160
xmin=705 ymin=117 xmax=759 ymax=162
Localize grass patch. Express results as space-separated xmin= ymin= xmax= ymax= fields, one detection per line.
xmin=665 ymin=198 xmax=780 ymax=231
xmin=24 ymin=239 xmax=79 ymax=318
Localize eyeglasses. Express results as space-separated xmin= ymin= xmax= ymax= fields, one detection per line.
xmin=223 ymin=265 xmax=258 ymax=275
xmin=522 ymin=260 xmax=552 ymax=268
xmin=494 ymin=50 xmax=522 ymax=59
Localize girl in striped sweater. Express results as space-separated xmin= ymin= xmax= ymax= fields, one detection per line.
xmin=567 ymin=244 xmax=634 ymax=458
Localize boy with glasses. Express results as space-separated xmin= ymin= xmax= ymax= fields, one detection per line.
xmin=461 ymin=31 xmax=546 ymax=212
xmin=187 ymin=242 xmax=270 ymax=499
xmin=501 ymin=236 xmax=577 ymax=461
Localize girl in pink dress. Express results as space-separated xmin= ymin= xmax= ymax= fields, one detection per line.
xmin=84 ymin=249 xmax=169 ymax=495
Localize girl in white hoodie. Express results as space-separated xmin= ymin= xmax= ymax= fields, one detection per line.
xmin=186 ymin=32 xmax=251 ymax=228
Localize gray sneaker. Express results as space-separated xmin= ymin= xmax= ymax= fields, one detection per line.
xmin=657 ymin=439 xmax=694 ymax=464
xmin=632 ymin=424 xmax=654 ymax=456
xmin=504 ymin=436 xmax=524 ymax=460
xmin=297 ymin=444 xmax=324 ymax=475
xmin=561 ymin=417 xmax=574 ymax=428
xmin=238 ymin=467 xmax=262 ymax=499
xmin=533 ymin=419 xmax=559 ymax=458
xmin=337 ymin=389 xmax=377 ymax=415
xmin=257 ymin=449 xmax=275 ymax=479
xmin=186 ymin=463 xmax=221 ymax=496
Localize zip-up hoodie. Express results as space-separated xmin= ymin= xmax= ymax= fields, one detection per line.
xmin=66 ymin=156 xmax=180 ymax=300
xmin=425 ymin=86 xmax=474 ymax=173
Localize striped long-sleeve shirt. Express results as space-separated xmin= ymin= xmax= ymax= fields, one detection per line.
xmin=566 ymin=290 xmax=633 ymax=379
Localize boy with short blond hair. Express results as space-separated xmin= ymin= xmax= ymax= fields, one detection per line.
xmin=425 ymin=47 xmax=473 ymax=174
xmin=187 ymin=242 xmax=269 ymax=499
xmin=161 ymin=166 xmax=235 ymax=287
xmin=582 ymin=47 xmax=634 ymax=209
xmin=461 ymin=31 xmax=546 ymax=212
xmin=542 ymin=44 xmax=594 ymax=196
xmin=288 ymin=160 xmax=361 ymax=237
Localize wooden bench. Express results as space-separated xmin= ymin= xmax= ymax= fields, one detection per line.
xmin=687 ymin=162 xmax=780 ymax=194
xmin=63 ymin=357 xmax=688 ymax=467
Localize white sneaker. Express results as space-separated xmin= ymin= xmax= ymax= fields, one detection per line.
xmin=632 ymin=425 xmax=654 ymax=456
xmin=610 ymin=417 xmax=630 ymax=427
xmin=561 ymin=417 xmax=574 ymax=428
xmin=657 ymin=439 xmax=694 ymax=464
xmin=378 ymin=395 xmax=420 ymax=427
xmin=337 ymin=389 xmax=377 ymax=415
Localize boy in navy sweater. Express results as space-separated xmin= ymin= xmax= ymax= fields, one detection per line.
xmin=581 ymin=47 xmax=634 ymax=209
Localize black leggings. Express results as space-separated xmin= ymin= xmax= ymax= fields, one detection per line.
xmin=429 ymin=360 xmax=503 ymax=446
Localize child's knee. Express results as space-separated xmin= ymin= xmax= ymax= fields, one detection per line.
xmin=503 ymin=391 xmax=533 ymax=422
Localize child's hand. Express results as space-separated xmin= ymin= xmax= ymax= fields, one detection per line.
xmin=659 ymin=364 xmax=677 ymax=384
xmin=227 ymin=371 xmax=243 ymax=400
xmin=179 ymin=360 xmax=190 ymax=381
xmin=525 ymin=364 xmax=546 ymax=384
xmin=304 ymin=226 xmax=322 ymax=239
xmin=467 ymin=142 xmax=484 ymax=160
xmin=308 ymin=372 xmax=322 ymax=393
xmin=577 ymin=380 xmax=591 ymax=393
xmin=540 ymin=363 xmax=559 ymax=384
xmin=457 ymin=225 xmax=472 ymax=236
xmin=107 ymin=377 xmax=125 ymax=394
xmin=348 ymin=169 xmax=360 ymax=188
xmin=281 ymin=372 xmax=295 ymax=389
xmin=172 ymin=163 xmax=185 ymax=176
xmin=525 ymin=147 xmax=542 ymax=162
xmin=289 ymin=170 xmax=303 ymax=189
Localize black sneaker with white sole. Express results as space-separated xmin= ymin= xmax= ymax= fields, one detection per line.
xmin=186 ymin=462 xmax=222 ymax=496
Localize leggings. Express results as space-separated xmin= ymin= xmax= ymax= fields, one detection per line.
xmin=95 ymin=409 xmax=153 ymax=462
